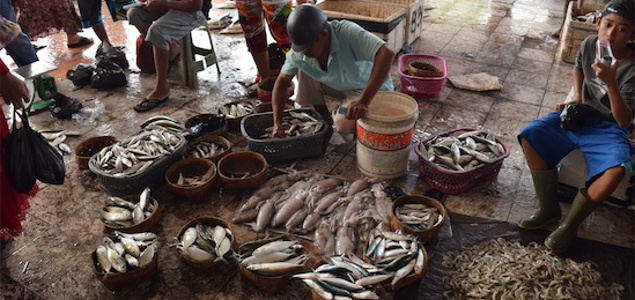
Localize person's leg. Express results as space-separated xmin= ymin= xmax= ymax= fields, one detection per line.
xmin=138 ymin=9 xmax=205 ymax=103
xmin=77 ymin=0 xmax=109 ymax=43
xmin=0 ymin=0 xmax=38 ymax=66
xmin=237 ymin=0 xmax=271 ymax=79
xmin=544 ymin=168 xmax=622 ymax=252
xmin=544 ymin=119 xmax=631 ymax=252
xmin=517 ymin=111 xmax=577 ymax=229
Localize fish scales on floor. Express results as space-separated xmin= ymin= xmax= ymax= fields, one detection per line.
xmin=233 ymin=170 xmax=395 ymax=257
xmin=419 ymin=129 xmax=505 ymax=171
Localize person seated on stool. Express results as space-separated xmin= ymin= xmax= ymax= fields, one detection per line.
xmin=517 ymin=0 xmax=634 ymax=253
xmin=270 ymin=4 xmax=394 ymax=140
xmin=127 ymin=0 xmax=205 ymax=112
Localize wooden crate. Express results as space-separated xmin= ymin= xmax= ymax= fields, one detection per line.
xmin=360 ymin=0 xmax=424 ymax=45
xmin=558 ymin=1 xmax=605 ymax=63
xmin=316 ymin=1 xmax=407 ymax=53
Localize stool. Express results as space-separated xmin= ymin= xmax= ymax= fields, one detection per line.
xmin=178 ymin=22 xmax=221 ymax=87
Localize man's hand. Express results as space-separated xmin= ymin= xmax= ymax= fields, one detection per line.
xmin=273 ymin=122 xmax=287 ymax=138
xmin=592 ymin=58 xmax=618 ymax=87
xmin=345 ymin=100 xmax=369 ymax=120
xmin=0 ymin=72 xmax=30 ymax=109
xmin=144 ymin=0 xmax=163 ymax=11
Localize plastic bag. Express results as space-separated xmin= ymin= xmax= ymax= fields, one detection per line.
xmin=90 ymin=59 xmax=127 ymax=89
xmin=31 ymin=127 xmax=65 ymax=185
xmin=66 ymin=63 xmax=94 ymax=87
xmin=50 ymin=93 xmax=82 ymax=119
xmin=560 ymin=102 xmax=596 ymax=131
xmin=5 ymin=110 xmax=37 ymax=193
xmin=96 ymin=42 xmax=129 ymax=70
xmin=72 ymin=100 xmax=106 ymax=126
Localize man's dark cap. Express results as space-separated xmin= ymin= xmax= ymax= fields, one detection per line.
xmin=603 ymin=0 xmax=635 ymax=24
xmin=288 ymin=4 xmax=327 ymax=53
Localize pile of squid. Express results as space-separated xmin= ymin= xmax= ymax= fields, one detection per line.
xmin=441 ymin=238 xmax=624 ymax=299
xmin=93 ymin=128 xmax=183 ymax=176
xmin=419 ymin=129 xmax=505 ymax=171
xmin=94 ymin=232 xmax=159 ymax=274
xmin=233 ymin=170 xmax=394 ymax=258
xmin=236 ymin=235 xmax=310 ymax=277
xmin=101 ymin=188 xmax=155 ymax=228
xmin=176 ymin=223 xmax=233 ymax=264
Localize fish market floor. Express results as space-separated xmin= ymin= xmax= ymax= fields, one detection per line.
xmin=1 ymin=0 xmax=633 ymax=299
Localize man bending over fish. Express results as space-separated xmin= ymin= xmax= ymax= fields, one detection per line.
xmin=269 ymin=4 xmax=395 ymax=140
xmin=517 ymin=0 xmax=634 ymax=253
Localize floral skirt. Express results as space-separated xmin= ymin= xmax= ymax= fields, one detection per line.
xmin=16 ymin=0 xmax=83 ymax=40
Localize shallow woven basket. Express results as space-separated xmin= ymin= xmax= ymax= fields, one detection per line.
xmin=165 ymin=158 xmax=217 ymax=201
xmin=217 ymin=151 xmax=267 ymax=190
xmin=176 ymin=217 xmax=236 ymax=269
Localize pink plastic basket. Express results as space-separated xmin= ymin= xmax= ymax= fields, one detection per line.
xmin=398 ymin=54 xmax=447 ymax=98
xmin=414 ymin=128 xmax=510 ymax=194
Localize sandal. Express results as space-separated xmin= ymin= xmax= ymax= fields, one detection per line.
xmin=67 ymin=37 xmax=94 ymax=48
xmin=134 ymin=97 xmax=171 ymax=112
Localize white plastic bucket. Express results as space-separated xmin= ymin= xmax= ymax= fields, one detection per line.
xmin=356 ymin=91 xmax=419 ymax=179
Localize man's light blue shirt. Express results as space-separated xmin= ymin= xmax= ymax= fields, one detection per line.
xmin=281 ymin=20 xmax=393 ymax=93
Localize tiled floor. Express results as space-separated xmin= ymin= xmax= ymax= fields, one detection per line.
xmin=1 ymin=0 xmax=633 ymax=299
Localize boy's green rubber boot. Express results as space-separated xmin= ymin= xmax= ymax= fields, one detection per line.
xmin=518 ymin=169 xmax=562 ymax=230
xmin=545 ymin=189 xmax=600 ymax=253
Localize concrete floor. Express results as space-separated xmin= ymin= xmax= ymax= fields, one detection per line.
xmin=1 ymin=0 xmax=633 ymax=299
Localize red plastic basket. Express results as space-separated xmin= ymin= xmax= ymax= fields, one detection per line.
xmin=398 ymin=54 xmax=447 ymax=98
xmin=414 ymin=128 xmax=510 ymax=194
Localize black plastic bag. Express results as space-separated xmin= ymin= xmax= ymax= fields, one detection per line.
xmin=5 ymin=110 xmax=37 ymax=193
xmin=50 ymin=93 xmax=82 ymax=119
xmin=560 ymin=102 xmax=596 ymax=131
xmin=182 ymin=115 xmax=227 ymax=141
xmin=66 ymin=63 xmax=94 ymax=87
xmin=90 ymin=59 xmax=127 ymax=89
xmin=31 ymin=127 xmax=65 ymax=185
xmin=96 ymin=45 xmax=129 ymax=70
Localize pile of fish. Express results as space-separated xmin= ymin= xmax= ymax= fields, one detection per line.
xmin=140 ymin=115 xmax=186 ymax=132
xmin=259 ymin=111 xmax=325 ymax=139
xmin=441 ymin=238 xmax=624 ymax=299
xmin=219 ymin=102 xmax=254 ymax=119
xmin=294 ymin=255 xmax=387 ymax=300
xmin=185 ymin=140 xmax=228 ymax=159
xmin=418 ymin=129 xmax=506 ymax=171
xmin=394 ymin=202 xmax=442 ymax=231
xmin=236 ymin=236 xmax=309 ymax=277
xmin=233 ymin=170 xmax=394 ymax=258
xmin=365 ymin=228 xmax=426 ymax=286
xmin=101 ymin=188 xmax=156 ymax=228
xmin=176 ymin=223 xmax=233 ymax=264
xmin=93 ymin=128 xmax=183 ymax=176
xmin=40 ymin=129 xmax=79 ymax=155
xmin=94 ymin=231 xmax=159 ymax=274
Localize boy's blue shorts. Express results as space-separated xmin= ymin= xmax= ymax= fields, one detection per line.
xmin=519 ymin=111 xmax=632 ymax=185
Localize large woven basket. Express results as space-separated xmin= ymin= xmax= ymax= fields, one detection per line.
xmin=89 ymin=132 xmax=186 ymax=196
xmin=241 ymin=108 xmax=329 ymax=163
xmin=414 ymin=128 xmax=510 ymax=194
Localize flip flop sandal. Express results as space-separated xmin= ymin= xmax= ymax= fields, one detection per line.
xmin=134 ymin=97 xmax=171 ymax=112
xmin=67 ymin=37 xmax=94 ymax=48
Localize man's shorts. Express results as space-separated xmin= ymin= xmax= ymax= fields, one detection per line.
xmin=519 ymin=110 xmax=632 ymax=184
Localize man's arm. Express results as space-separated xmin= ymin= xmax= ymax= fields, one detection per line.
xmin=272 ymin=73 xmax=295 ymax=137
xmin=593 ymin=59 xmax=632 ymax=127
xmin=346 ymin=45 xmax=394 ymax=120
